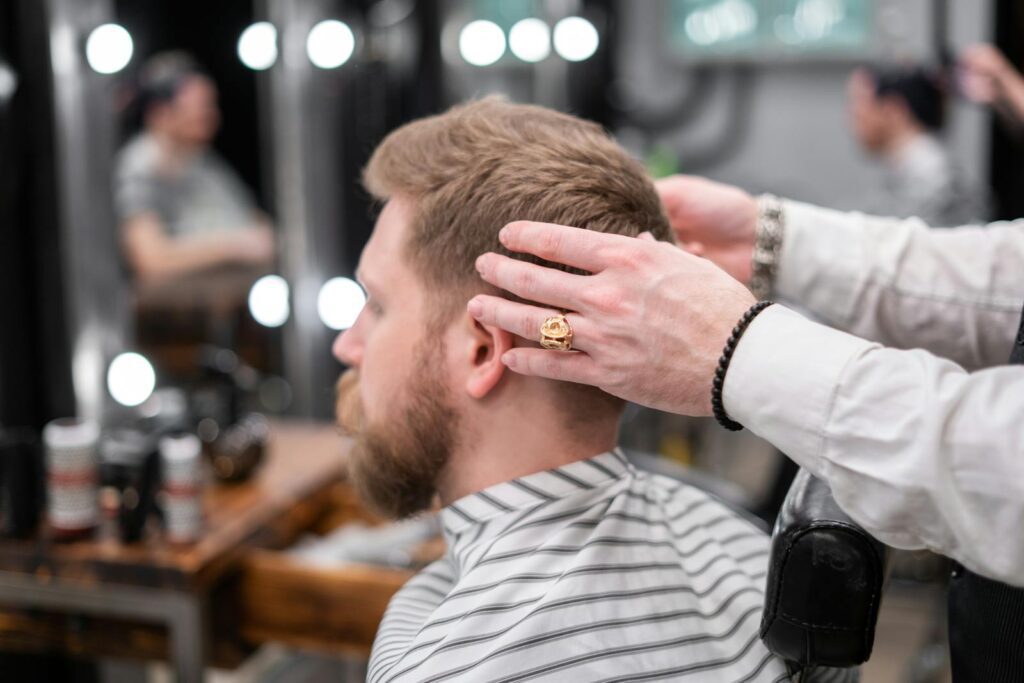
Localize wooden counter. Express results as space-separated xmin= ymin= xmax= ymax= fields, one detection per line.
xmin=0 ymin=420 xmax=422 ymax=681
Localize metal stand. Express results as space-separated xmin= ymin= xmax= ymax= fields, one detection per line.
xmin=0 ymin=572 xmax=208 ymax=683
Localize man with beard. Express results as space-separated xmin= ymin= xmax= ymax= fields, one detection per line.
xmin=332 ymin=99 xmax=846 ymax=682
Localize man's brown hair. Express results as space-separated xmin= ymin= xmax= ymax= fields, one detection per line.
xmin=362 ymin=97 xmax=671 ymax=418
xmin=364 ymin=97 xmax=670 ymax=290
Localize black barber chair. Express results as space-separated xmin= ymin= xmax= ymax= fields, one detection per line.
xmin=625 ymin=452 xmax=890 ymax=672
xmin=761 ymin=468 xmax=890 ymax=668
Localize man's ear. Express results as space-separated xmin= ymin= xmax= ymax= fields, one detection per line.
xmin=462 ymin=312 xmax=515 ymax=400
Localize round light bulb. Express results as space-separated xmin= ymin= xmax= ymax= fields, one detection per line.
xmin=307 ymin=20 xmax=356 ymax=69
xmin=553 ymin=16 xmax=599 ymax=62
xmin=317 ymin=277 xmax=366 ymax=330
xmin=238 ymin=22 xmax=278 ymax=71
xmin=248 ymin=275 xmax=290 ymax=327
xmin=458 ymin=20 xmax=506 ymax=67
xmin=107 ymin=352 xmax=156 ymax=408
xmin=509 ymin=18 xmax=551 ymax=63
xmin=85 ymin=24 xmax=134 ymax=75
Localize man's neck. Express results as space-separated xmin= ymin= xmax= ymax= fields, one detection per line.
xmin=883 ymin=124 xmax=927 ymax=163
xmin=149 ymin=130 xmax=202 ymax=171
xmin=436 ymin=396 xmax=619 ymax=506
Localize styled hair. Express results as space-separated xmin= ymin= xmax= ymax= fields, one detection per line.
xmin=868 ymin=64 xmax=947 ymax=131
xmin=138 ymin=51 xmax=208 ymax=113
xmin=363 ymin=97 xmax=671 ymax=299
xmin=362 ymin=97 xmax=671 ymax=421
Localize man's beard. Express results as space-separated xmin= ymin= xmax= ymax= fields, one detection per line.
xmin=334 ymin=342 xmax=458 ymax=520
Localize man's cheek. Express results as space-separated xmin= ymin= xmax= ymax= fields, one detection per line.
xmin=359 ymin=357 xmax=403 ymax=425
xmin=335 ymin=374 xmax=366 ymax=435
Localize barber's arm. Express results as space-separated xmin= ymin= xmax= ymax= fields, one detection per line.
xmin=775 ymin=200 xmax=1024 ymax=369
xmin=725 ymin=304 xmax=1024 ymax=587
xmin=467 ymin=221 xmax=1024 ymax=587
xmin=659 ymin=175 xmax=1024 ymax=368
xmin=960 ymin=44 xmax=1024 ymax=126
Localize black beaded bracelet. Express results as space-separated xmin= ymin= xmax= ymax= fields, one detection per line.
xmin=711 ymin=300 xmax=775 ymax=431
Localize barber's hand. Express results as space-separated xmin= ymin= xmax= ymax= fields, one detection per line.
xmin=468 ymin=222 xmax=755 ymax=416
xmin=655 ymin=175 xmax=758 ymax=285
xmin=960 ymin=44 xmax=1017 ymax=105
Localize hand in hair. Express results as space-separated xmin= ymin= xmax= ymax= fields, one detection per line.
xmin=468 ymin=221 xmax=755 ymax=417
xmin=960 ymin=44 xmax=1024 ymax=124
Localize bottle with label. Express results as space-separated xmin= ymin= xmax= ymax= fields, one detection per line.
xmin=159 ymin=432 xmax=204 ymax=544
xmin=43 ymin=418 xmax=100 ymax=541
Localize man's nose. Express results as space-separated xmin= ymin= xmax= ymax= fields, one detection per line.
xmin=332 ymin=327 xmax=362 ymax=367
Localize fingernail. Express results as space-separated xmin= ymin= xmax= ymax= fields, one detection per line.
xmin=498 ymin=227 xmax=510 ymax=244
xmin=475 ymin=254 xmax=487 ymax=274
xmin=467 ymin=298 xmax=483 ymax=317
xmin=501 ymin=352 xmax=515 ymax=368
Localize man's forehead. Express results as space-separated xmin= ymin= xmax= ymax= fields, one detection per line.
xmin=358 ymin=197 xmax=414 ymax=289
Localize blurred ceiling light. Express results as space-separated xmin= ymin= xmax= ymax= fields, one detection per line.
xmin=794 ymin=0 xmax=846 ymax=40
xmin=238 ymin=21 xmax=278 ymax=70
xmin=685 ymin=0 xmax=757 ymax=46
xmin=317 ymin=277 xmax=366 ymax=330
xmin=509 ymin=18 xmax=551 ymax=63
xmin=0 ymin=62 xmax=17 ymax=105
xmin=458 ymin=20 xmax=506 ymax=67
xmin=107 ymin=352 xmax=156 ymax=407
xmin=685 ymin=11 xmax=721 ymax=46
xmin=307 ymin=19 xmax=356 ymax=69
xmin=248 ymin=274 xmax=290 ymax=327
xmin=85 ymin=23 xmax=133 ymax=75
xmin=553 ymin=16 xmax=599 ymax=62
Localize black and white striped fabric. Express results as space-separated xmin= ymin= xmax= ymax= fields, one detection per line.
xmin=368 ymin=450 xmax=844 ymax=682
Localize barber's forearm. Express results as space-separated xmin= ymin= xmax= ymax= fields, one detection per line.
xmin=724 ymin=305 xmax=1024 ymax=587
xmin=775 ymin=200 xmax=1024 ymax=370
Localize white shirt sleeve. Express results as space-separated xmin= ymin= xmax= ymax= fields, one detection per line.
xmin=724 ymin=305 xmax=1024 ymax=587
xmin=774 ymin=200 xmax=1024 ymax=370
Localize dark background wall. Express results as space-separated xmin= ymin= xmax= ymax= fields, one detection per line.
xmin=992 ymin=0 xmax=1024 ymax=220
xmin=0 ymin=0 xmax=75 ymax=431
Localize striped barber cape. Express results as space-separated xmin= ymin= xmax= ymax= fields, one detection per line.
xmin=368 ymin=450 xmax=851 ymax=682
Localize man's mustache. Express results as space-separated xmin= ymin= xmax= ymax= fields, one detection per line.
xmin=335 ymin=369 xmax=364 ymax=437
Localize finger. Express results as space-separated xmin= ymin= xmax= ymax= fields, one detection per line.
xmin=637 ymin=231 xmax=657 ymax=242
xmin=475 ymin=253 xmax=586 ymax=311
xmin=654 ymin=175 xmax=690 ymax=214
xmin=467 ymin=295 xmax=595 ymax=352
xmin=500 ymin=347 xmax=600 ymax=387
xmin=498 ymin=221 xmax=631 ymax=273
xmin=682 ymin=241 xmax=705 ymax=256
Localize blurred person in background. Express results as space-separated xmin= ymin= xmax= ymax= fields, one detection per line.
xmin=115 ymin=51 xmax=274 ymax=282
xmin=847 ymin=63 xmax=987 ymax=225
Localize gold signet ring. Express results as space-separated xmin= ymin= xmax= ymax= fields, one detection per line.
xmin=539 ymin=315 xmax=574 ymax=351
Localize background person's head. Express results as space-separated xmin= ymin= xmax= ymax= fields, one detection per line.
xmin=848 ymin=65 xmax=947 ymax=155
xmin=333 ymin=97 xmax=671 ymax=519
xmin=138 ymin=51 xmax=220 ymax=149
